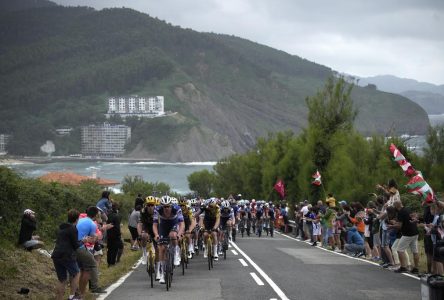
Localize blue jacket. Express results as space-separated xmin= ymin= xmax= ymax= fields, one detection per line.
xmin=96 ymin=197 xmax=111 ymax=215
xmin=347 ymin=227 xmax=364 ymax=246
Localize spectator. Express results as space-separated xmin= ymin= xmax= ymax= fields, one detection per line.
xmin=134 ymin=194 xmax=144 ymax=210
xmin=390 ymin=200 xmax=419 ymax=274
xmin=129 ymin=205 xmax=142 ymax=250
xmin=343 ymin=224 xmax=365 ymax=256
xmin=300 ymin=201 xmax=310 ymax=240
xmin=96 ymin=191 xmax=112 ymax=222
xmin=18 ymin=209 xmax=44 ymax=251
xmin=326 ymin=193 xmax=336 ymax=208
xmin=107 ymin=202 xmax=123 ymax=266
xmin=52 ymin=209 xmax=81 ymax=300
xmin=76 ymin=206 xmax=106 ymax=296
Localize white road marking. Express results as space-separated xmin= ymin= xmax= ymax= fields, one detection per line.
xmin=250 ymin=272 xmax=265 ymax=285
xmin=276 ymin=232 xmax=420 ymax=281
xmin=239 ymin=258 xmax=248 ymax=266
xmin=231 ymin=249 xmax=238 ymax=255
xmin=230 ymin=241 xmax=290 ymax=300
xmin=97 ymin=257 xmax=143 ymax=300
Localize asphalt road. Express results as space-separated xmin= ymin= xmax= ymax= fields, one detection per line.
xmin=100 ymin=231 xmax=421 ymax=300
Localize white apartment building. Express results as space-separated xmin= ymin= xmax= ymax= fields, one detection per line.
xmin=81 ymin=124 xmax=131 ymax=157
xmin=0 ymin=134 xmax=10 ymax=154
xmin=106 ymin=96 xmax=165 ymax=118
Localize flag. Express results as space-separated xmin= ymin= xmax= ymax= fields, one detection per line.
xmin=312 ymin=170 xmax=322 ymax=186
xmin=274 ymin=179 xmax=285 ymax=199
xmin=389 ymin=143 xmax=416 ymax=177
xmin=406 ymin=172 xmax=435 ymax=204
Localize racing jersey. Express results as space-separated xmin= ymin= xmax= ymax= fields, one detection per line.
xmin=153 ymin=204 xmax=184 ymax=225
xmin=220 ymin=207 xmax=234 ymax=220
xmin=138 ymin=206 xmax=155 ymax=226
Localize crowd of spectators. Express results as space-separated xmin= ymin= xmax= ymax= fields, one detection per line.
xmin=18 ymin=190 xmax=123 ymax=299
xmin=292 ymin=179 xmax=444 ymax=276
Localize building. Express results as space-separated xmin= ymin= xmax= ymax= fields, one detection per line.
xmin=0 ymin=134 xmax=11 ymax=155
xmin=81 ymin=123 xmax=131 ymax=157
xmin=106 ymin=95 xmax=165 ymax=118
xmin=55 ymin=127 xmax=73 ymax=136
xmin=39 ymin=172 xmax=119 ymax=187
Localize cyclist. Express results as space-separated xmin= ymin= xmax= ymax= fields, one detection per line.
xmin=190 ymin=198 xmax=201 ymax=251
xmin=199 ymin=198 xmax=220 ymax=260
xmin=137 ymin=196 xmax=158 ymax=276
xmin=256 ymin=202 xmax=264 ymax=236
xmin=229 ymin=197 xmax=240 ymax=240
xmin=153 ymin=195 xmax=184 ymax=284
xmin=178 ymin=198 xmax=196 ymax=259
xmin=219 ymin=200 xmax=235 ymax=254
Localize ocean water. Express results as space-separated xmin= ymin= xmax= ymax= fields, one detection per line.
xmin=7 ymin=161 xmax=215 ymax=194
xmin=429 ymin=114 xmax=444 ymax=127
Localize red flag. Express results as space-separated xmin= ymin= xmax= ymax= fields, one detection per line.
xmin=274 ymin=179 xmax=285 ymax=199
xmin=312 ymin=170 xmax=322 ymax=186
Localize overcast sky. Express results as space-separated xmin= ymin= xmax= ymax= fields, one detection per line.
xmin=53 ymin=0 xmax=444 ymax=85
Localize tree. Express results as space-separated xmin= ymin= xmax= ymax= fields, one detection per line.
xmin=188 ymin=169 xmax=216 ymax=198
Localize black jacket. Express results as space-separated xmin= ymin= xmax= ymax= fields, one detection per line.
xmin=107 ymin=210 xmax=122 ymax=241
xmin=18 ymin=216 xmax=37 ymax=245
xmin=51 ymin=223 xmax=79 ymax=261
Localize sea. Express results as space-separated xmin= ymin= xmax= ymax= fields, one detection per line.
xmin=6 ymin=161 xmax=215 ymax=194
xmin=4 ymin=115 xmax=444 ymax=194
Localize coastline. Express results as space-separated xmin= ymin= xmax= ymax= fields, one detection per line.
xmin=0 ymin=156 xmax=217 ymax=165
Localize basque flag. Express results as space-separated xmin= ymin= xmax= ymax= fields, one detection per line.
xmin=312 ymin=170 xmax=322 ymax=186
xmin=274 ymin=179 xmax=285 ymax=199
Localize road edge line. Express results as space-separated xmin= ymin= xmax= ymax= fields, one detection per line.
xmin=230 ymin=241 xmax=290 ymax=300
xmin=97 ymin=257 xmax=143 ymax=300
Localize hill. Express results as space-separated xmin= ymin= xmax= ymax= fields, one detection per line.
xmin=0 ymin=2 xmax=430 ymax=161
xmin=400 ymin=91 xmax=444 ymax=115
xmin=358 ymin=74 xmax=444 ymax=96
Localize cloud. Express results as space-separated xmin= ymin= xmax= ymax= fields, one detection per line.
xmin=53 ymin=0 xmax=444 ymax=84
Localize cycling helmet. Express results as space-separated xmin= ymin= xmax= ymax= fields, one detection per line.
xmin=145 ymin=196 xmax=156 ymax=205
xmin=244 ymin=200 xmax=250 ymax=205
xmin=252 ymin=199 xmax=256 ymax=203
xmin=208 ymin=198 xmax=217 ymax=207
xmin=171 ymin=197 xmax=178 ymax=205
xmin=221 ymin=200 xmax=230 ymax=209
xmin=155 ymin=197 xmax=161 ymax=206
xmin=187 ymin=199 xmax=192 ymax=207
xmin=190 ymin=198 xmax=197 ymax=206
xmin=238 ymin=200 xmax=244 ymax=206
xmin=178 ymin=198 xmax=187 ymax=205
xmin=264 ymin=203 xmax=269 ymax=208
xmin=160 ymin=195 xmax=172 ymax=205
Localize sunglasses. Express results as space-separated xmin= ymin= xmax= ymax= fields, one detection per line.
xmin=146 ymin=204 xmax=154 ymax=207
xmin=163 ymin=205 xmax=171 ymax=209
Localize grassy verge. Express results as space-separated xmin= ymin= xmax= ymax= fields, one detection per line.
xmin=0 ymin=224 xmax=141 ymax=300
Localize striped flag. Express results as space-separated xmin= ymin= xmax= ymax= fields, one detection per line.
xmin=389 ymin=144 xmax=416 ymax=177
xmin=406 ymin=172 xmax=435 ymax=204
xmin=312 ymin=170 xmax=322 ymax=186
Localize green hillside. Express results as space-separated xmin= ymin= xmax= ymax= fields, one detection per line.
xmin=0 ymin=2 xmax=430 ymax=160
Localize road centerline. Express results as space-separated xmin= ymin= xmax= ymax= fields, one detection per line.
xmin=230 ymin=241 xmax=290 ymax=300
xmin=250 ymin=272 xmax=265 ymax=285
xmin=239 ymin=258 xmax=248 ymax=266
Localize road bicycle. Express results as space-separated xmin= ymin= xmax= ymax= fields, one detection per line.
xmin=204 ymin=230 xmax=214 ymax=270
xmin=180 ymin=236 xmax=189 ymax=275
xmin=256 ymin=218 xmax=263 ymax=237
xmin=239 ymin=218 xmax=246 ymax=238
xmin=222 ymin=227 xmax=229 ymax=260
xmin=145 ymin=239 xmax=156 ymax=288
xmin=159 ymin=237 xmax=175 ymax=291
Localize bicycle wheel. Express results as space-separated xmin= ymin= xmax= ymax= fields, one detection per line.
xmin=148 ymin=256 xmax=154 ymax=288
xmin=165 ymin=249 xmax=170 ymax=291
xmin=207 ymin=239 xmax=212 ymax=270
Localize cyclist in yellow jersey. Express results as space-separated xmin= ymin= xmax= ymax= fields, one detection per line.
xmin=178 ymin=198 xmax=196 ymax=258
xmin=199 ymin=198 xmax=220 ymax=260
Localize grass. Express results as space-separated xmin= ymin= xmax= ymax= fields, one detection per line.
xmin=0 ymin=223 xmax=141 ymax=300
